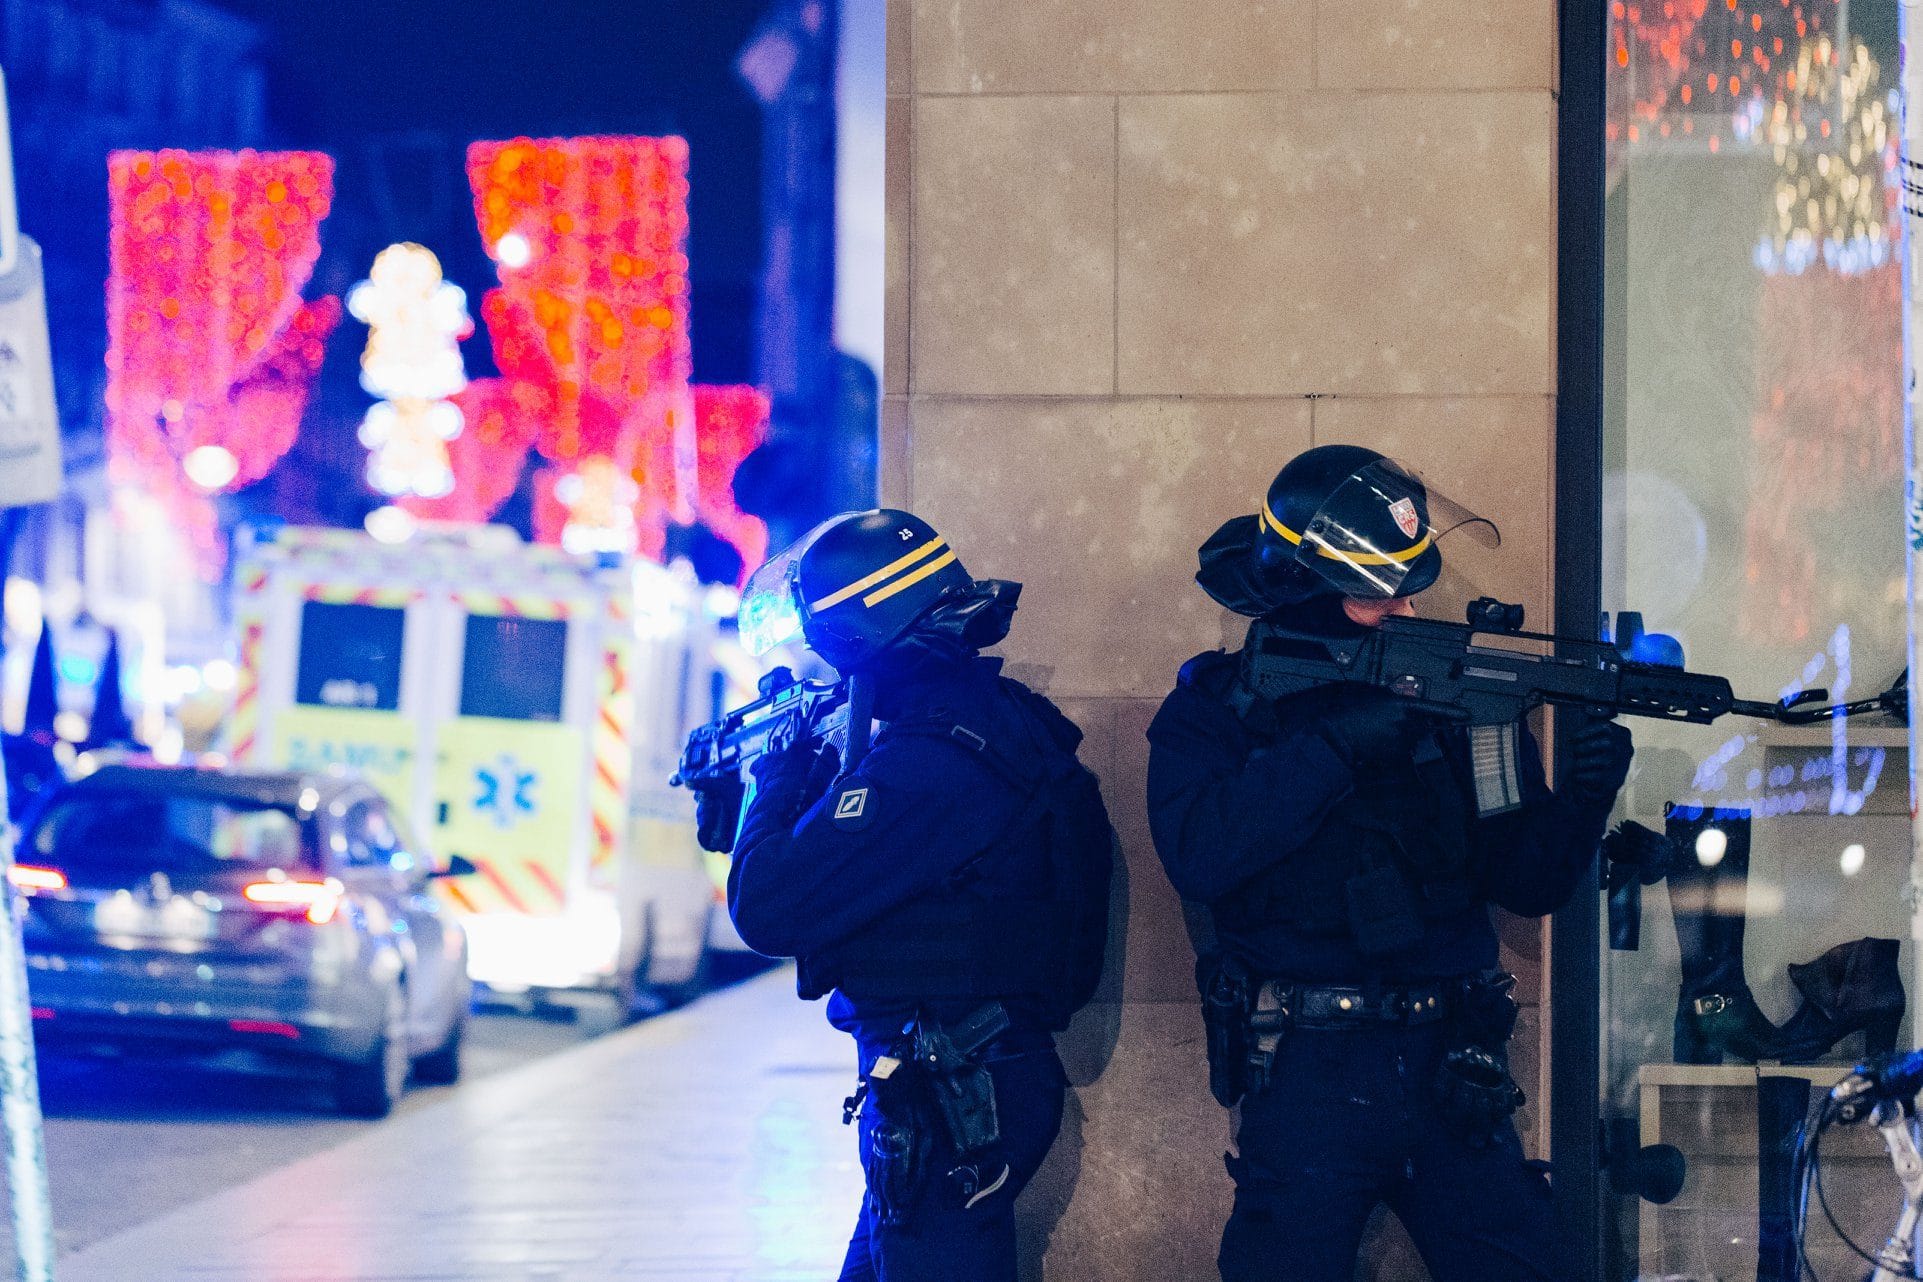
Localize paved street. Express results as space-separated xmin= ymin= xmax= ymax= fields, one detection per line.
xmin=33 ymin=965 xmax=864 ymax=1281
xmin=26 ymin=1008 xmax=603 ymax=1258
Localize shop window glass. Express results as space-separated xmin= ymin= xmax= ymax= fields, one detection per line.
xmin=1603 ymin=4 xmax=1910 ymax=1278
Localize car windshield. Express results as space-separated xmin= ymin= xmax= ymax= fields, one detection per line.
xmin=30 ymin=791 xmax=310 ymax=875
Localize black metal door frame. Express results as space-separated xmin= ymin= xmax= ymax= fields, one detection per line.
xmin=1550 ymin=1 xmax=1607 ymax=1278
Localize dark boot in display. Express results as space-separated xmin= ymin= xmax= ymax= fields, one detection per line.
xmin=1754 ymin=1074 xmax=1811 ymax=1282
xmin=1664 ymin=806 xmax=1782 ymax=1064
xmin=1770 ymin=936 xmax=1904 ymax=1063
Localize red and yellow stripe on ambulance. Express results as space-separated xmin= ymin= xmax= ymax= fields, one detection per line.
xmin=224 ymin=558 xmax=273 ymax=764
xmin=434 ymin=591 xmax=582 ymax=917
xmin=588 ymin=592 xmax=633 ymax=888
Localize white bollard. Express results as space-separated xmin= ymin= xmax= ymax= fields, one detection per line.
xmin=0 ymin=764 xmax=54 ymax=1281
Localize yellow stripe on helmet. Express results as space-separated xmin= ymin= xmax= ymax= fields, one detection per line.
xmin=864 ymin=550 xmax=959 ymax=607
xmin=1260 ymin=500 xmax=1300 ymax=544
xmin=1260 ymin=500 xmax=1433 ymax=565
xmin=808 ymin=536 xmax=949 ymax=613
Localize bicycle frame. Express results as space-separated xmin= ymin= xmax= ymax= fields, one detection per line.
xmin=1869 ymin=1099 xmax=1923 ymax=1282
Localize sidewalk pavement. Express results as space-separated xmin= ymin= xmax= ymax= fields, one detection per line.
xmin=58 ymin=967 xmax=867 ymax=1282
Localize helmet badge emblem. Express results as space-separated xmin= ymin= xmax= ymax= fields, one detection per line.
xmin=1388 ymin=497 xmax=1420 ymax=540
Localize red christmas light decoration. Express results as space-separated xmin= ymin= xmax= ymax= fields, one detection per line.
xmin=468 ymin=136 xmax=693 ymax=555
xmin=1610 ymin=0 xmax=1843 ymax=162
xmin=468 ymin=136 xmax=691 ymax=453
xmin=105 ymin=149 xmax=337 ymax=577
xmin=690 ymin=384 xmax=771 ymax=578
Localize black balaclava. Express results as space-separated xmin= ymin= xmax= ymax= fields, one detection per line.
xmin=856 ymin=579 xmax=1022 ymax=718
xmin=1196 ymin=516 xmax=1324 ymax=618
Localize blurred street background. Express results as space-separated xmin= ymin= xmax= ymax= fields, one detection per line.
xmin=0 ymin=0 xmax=885 ymax=1273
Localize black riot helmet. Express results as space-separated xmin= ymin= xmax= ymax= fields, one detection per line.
xmin=739 ymin=509 xmax=1019 ymax=674
xmin=1196 ymin=444 xmax=1499 ymax=616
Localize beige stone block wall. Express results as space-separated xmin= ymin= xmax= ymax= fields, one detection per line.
xmin=884 ymin=2 xmax=1559 ymax=1276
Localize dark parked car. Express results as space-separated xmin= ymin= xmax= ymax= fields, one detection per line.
xmin=13 ymin=764 xmax=474 ymax=1117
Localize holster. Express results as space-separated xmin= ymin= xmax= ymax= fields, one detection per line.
xmin=1196 ymin=954 xmax=1290 ymax=1106
xmin=1433 ymin=1046 xmax=1524 ymax=1147
xmin=1198 ymin=952 xmax=1252 ymax=1107
xmin=912 ymin=1002 xmax=1011 ymax=1157
xmin=850 ymin=1003 xmax=1017 ymax=1229
xmin=860 ymin=1040 xmax=935 ymax=1227
xmin=1455 ymin=970 xmax=1521 ymax=1048
xmin=1434 ymin=971 xmax=1524 ymax=1146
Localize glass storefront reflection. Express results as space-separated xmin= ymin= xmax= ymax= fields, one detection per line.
xmin=1604 ymin=2 xmax=1910 ymax=1277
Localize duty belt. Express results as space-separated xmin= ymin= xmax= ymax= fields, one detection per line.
xmin=1259 ymin=981 xmax=1457 ymax=1031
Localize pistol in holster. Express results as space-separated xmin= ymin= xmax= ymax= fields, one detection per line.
xmin=912 ymin=1001 xmax=1011 ymax=1157
xmin=849 ymin=1002 xmax=1014 ymax=1227
xmin=1197 ymin=953 xmax=1290 ymax=1107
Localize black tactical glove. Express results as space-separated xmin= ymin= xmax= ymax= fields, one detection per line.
xmin=691 ymin=774 xmax=745 ymax=854
xmin=1564 ymin=715 xmax=1634 ymax=806
xmin=749 ymin=740 xmax=841 ymax=818
xmin=1312 ymin=688 xmax=1432 ymax=769
xmin=1601 ymin=819 xmax=1673 ymax=887
xmin=732 ymin=742 xmax=841 ymax=856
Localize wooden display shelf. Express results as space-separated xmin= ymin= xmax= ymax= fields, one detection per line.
xmin=1636 ymin=1060 xmax=1857 ymax=1272
xmin=1751 ymin=719 xmax=1908 ymax=751
xmin=1636 ymin=1061 xmax=1853 ymax=1090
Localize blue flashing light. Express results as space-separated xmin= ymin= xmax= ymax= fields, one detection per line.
xmin=57 ymin=655 xmax=98 ymax=687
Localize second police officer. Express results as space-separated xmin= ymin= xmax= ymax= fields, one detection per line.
xmin=699 ymin=510 xmax=1113 ymax=1282
xmin=1146 ymin=446 xmax=1634 ymax=1281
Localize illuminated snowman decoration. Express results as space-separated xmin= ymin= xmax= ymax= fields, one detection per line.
xmin=554 ymin=456 xmax=642 ymax=555
xmin=346 ymin=244 xmax=472 ymax=499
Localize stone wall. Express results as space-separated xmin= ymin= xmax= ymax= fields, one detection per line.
xmin=882 ymin=3 xmax=1559 ymax=1275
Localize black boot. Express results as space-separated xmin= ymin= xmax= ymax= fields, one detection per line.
xmin=1755 ymin=1074 xmax=1811 ymax=1282
xmin=1771 ymin=937 xmax=1904 ymax=1063
xmin=1665 ymin=806 xmax=1782 ymax=1064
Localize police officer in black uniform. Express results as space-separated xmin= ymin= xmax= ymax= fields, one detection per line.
xmin=1147 ymin=446 xmax=1632 ymax=1281
xmin=699 ymin=509 xmax=1112 ymax=1282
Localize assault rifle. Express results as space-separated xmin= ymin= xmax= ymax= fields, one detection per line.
xmin=1244 ymin=597 xmax=1882 ymax=729
xmin=671 ymin=666 xmax=870 ymax=791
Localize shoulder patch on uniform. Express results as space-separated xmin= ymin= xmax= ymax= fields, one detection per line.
xmin=832 ymin=785 xmax=873 ymax=829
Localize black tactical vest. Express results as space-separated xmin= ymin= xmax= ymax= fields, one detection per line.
xmin=1195 ymin=652 xmax=1484 ymax=954
xmin=794 ymin=711 xmax=1113 ymax=1029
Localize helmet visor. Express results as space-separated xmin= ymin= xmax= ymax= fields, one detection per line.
xmin=737 ymin=516 xmax=846 ymax=656
xmin=1266 ymin=458 xmax=1500 ymax=599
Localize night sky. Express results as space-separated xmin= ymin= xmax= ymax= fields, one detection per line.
xmin=222 ymin=0 xmax=772 ymax=384
xmin=191 ymin=0 xmax=777 ymax=529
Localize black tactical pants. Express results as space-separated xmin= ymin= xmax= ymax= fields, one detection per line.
xmin=1220 ymin=1021 xmax=1566 ymax=1282
xmin=839 ymin=1044 xmax=1065 ymax=1282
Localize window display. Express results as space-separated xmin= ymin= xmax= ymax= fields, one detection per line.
xmin=1603 ymin=2 xmax=1912 ymax=1277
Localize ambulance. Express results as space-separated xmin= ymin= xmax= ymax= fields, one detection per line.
xmin=224 ymin=522 xmax=734 ymax=1014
